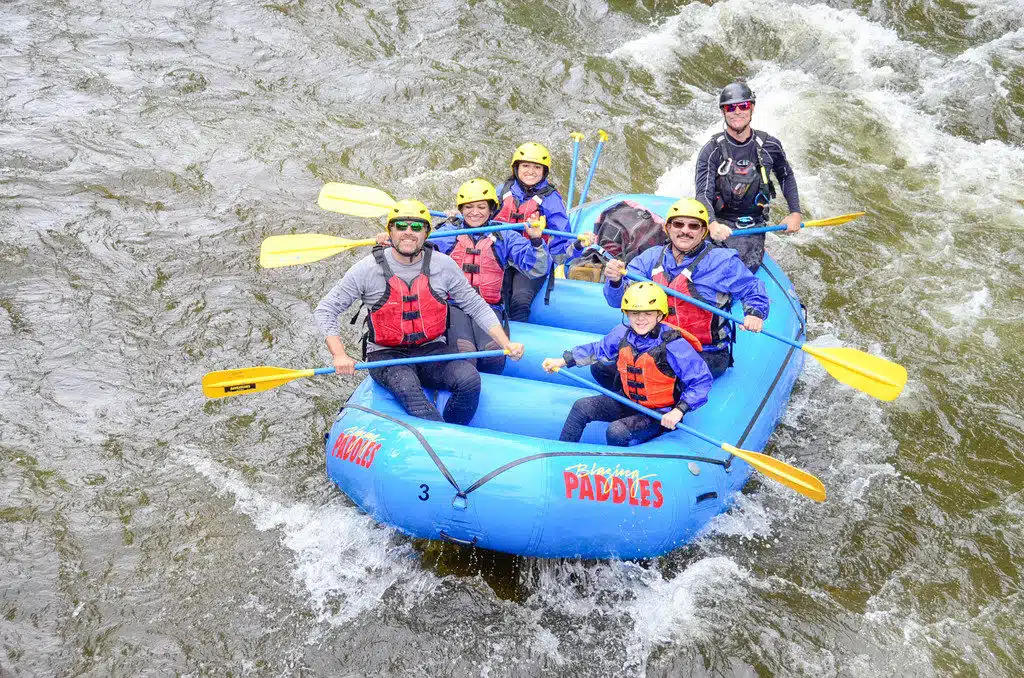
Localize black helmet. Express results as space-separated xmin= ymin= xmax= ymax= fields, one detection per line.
xmin=719 ymin=82 xmax=755 ymax=106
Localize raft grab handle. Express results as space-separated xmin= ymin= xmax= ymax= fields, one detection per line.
xmin=439 ymin=531 xmax=479 ymax=547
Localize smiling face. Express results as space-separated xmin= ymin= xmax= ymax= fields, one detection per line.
xmin=459 ymin=199 xmax=492 ymax=228
xmin=515 ymin=161 xmax=546 ymax=187
xmin=722 ymin=101 xmax=754 ymax=134
xmin=625 ymin=309 xmax=662 ymax=335
xmin=666 ymin=216 xmax=707 ymax=253
xmin=388 ymin=220 xmax=429 ymax=257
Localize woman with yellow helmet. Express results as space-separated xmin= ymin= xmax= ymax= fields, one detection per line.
xmin=428 ymin=178 xmax=550 ymax=374
xmin=493 ymin=142 xmax=572 ymax=322
xmin=541 ymin=282 xmax=712 ymax=446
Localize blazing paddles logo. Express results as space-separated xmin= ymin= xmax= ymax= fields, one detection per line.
xmin=330 ymin=426 xmax=383 ymax=469
xmin=562 ymin=462 xmax=664 ymax=509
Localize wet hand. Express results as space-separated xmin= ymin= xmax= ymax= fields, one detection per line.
xmin=604 ymin=259 xmax=626 ymax=283
xmin=374 ymin=232 xmax=391 ymax=247
xmin=542 ymin=357 xmax=566 ymax=373
xmin=783 ymin=213 xmax=803 ymax=234
xmin=661 ymin=407 xmax=684 ymax=430
xmin=709 ymin=221 xmax=732 ymax=241
xmin=576 ymin=231 xmax=596 ymax=248
xmin=740 ymin=315 xmax=763 ymax=332
xmin=506 ymin=342 xmax=525 ymax=361
xmin=525 ymin=223 xmax=545 ymax=239
xmin=333 ymin=353 xmax=357 ymax=375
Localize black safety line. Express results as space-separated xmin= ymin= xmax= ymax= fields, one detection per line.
xmin=731 ymin=262 xmax=807 ymax=453
xmin=736 ymin=342 xmax=797 ymax=448
xmin=338 ymin=403 xmax=462 ymax=494
xmin=336 ymin=403 xmax=726 ymax=499
xmin=763 ymin=261 xmax=806 ymax=334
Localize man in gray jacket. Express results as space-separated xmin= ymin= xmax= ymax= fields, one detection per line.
xmin=314 ymin=199 xmax=525 ymax=425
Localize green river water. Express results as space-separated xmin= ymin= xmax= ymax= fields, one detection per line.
xmin=2 ymin=0 xmax=1023 ymax=675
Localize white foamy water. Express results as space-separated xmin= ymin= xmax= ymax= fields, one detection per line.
xmin=178 ymin=449 xmax=441 ymax=625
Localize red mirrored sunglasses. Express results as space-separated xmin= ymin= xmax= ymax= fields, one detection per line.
xmin=722 ymin=101 xmax=752 ymax=113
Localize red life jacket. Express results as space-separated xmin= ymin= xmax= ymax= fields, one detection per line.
xmin=495 ymin=180 xmax=556 ymax=241
xmin=615 ymin=326 xmax=701 ymax=409
xmin=366 ymin=247 xmax=449 ymax=347
xmin=449 ymin=233 xmax=504 ymax=305
xmin=652 ymin=244 xmax=730 ymax=348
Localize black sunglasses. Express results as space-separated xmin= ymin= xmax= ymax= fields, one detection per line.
xmin=391 ymin=220 xmax=427 ymax=232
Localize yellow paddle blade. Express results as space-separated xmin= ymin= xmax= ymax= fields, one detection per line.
xmin=202 ymin=366 xmax=315 ymax=399
xmin=722 ymin=444 xmax=826 ymax=502
xmin=804 ymin=212 xmax=867 ymax=228
xmin=803 ymin=345 xmax=907 ymax=401
xmin=317 ymin=182 xmax=397 ymax=217
xmin=260 ymin=234 xmax=378 ymax=268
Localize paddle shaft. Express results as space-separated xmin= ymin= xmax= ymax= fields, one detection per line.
xmin=726 ymin=212 xmax=866 ymax=237
xmin=208 ymin=350 xmax=509 ymax=391
xmin=432 ymin=222 xmax=577 ymax=239
xmin=556 ymin=368 xmax=724 ymax=449
xmin=354 ymin=349 xmax=507 ymax=369
xmin=566 ymin=133 xmax=584 ymax=211
xmin=577 ymin=131 xmax=608 ymax=207
xmin=623 ymin=271 xmax=798 ymax=345
xmin=727 ymin=223 xmax=792 ymax=237
xmin=625 ymin=273 xmax=896 ymax=384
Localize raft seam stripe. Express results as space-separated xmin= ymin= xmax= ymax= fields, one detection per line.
xmin=736 ymin=330 xmax=799 ymax=449
xmin=337 ymin=403 xmax=462 ymax=493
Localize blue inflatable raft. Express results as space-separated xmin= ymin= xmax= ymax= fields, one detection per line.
xmin=324 ymin=194 xmax=807 ymax=559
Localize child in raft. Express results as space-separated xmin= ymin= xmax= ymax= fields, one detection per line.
xmin=542 ymin=282 xmax=713 ymax=446
xmin=494 ymin=142 xmax=575 ymax=321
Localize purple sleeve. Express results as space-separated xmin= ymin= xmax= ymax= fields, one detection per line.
xmin=497 ymin=231 xmax=548 ymax=279
xmin=569 ymin=325 xmax=627 ymax=366
xmin=430 ymin=221 xmax=459 ymax=255
xmin=665 ymin=341 xmax=713 ymax=412
xmin=602 ymin=246 xmax=657 ymax=308
xmin=704 ymin=251 xmax=770 ymax=319
xmin=540 ymin=191 xmax=571 ymax=257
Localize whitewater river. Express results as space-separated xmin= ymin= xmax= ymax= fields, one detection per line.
xmin=2 ymin=0 xmax=1022 ymax=675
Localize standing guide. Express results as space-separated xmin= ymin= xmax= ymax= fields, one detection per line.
xmin=314 ymin=199 xmax=525 ymax=425
xmin=695 ymin=81 xmax=803 ymax=272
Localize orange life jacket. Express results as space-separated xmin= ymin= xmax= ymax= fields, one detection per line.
xmin=366 ymin=247 xmax=448 ymax=347
xmin=615 ymin=326 xmax=702 ymax=409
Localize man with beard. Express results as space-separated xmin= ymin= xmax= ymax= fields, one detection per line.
xmin=695 ymin=81 xmax=803 ymax=272
xmin=314 ymin=199 xmax=525 ymax=425
xmin=600 ymin=198 xmax=769 ymax=380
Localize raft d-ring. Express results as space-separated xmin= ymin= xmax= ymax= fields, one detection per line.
xmin=451 ymin=493 xmax=468 ymax=510
xmin=687 ymin=462 xmax=701 ymax=476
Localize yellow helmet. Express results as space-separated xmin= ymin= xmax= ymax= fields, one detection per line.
xmin=511 ymin=142 xmax=551 ymax=169
xmin=456 ymin=178 xmax=498 ymax=209
xmin=388 ymin=199 xmax=432 ymax=228
xmin=621 ymin=282 xmax=669 ymax=316
xmin=665 ymin=198 xmax=709 ymax=229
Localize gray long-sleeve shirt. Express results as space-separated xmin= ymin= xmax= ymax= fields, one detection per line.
xmin=313 ymin=247 xmax=500 ymax=354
